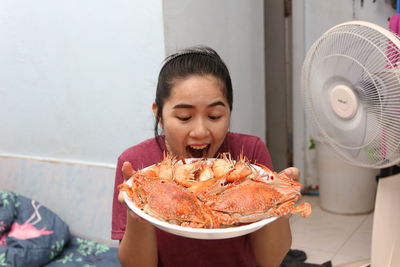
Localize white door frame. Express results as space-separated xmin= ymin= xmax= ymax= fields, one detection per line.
xmin=292 ymin=0 xmax=306 ymax=184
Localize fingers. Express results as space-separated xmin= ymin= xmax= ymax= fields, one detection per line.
xmin=118 ymin=190 xmax=125 ymax=204
xmin=283 ymin=213 xmax=292 ymax=219
xmin=119 ymin=162 xmax=146 ymax=223
xmin=119 ymin=161 xmax=134 ymax=204
xmin=122 ymin=161 xmax=135 ymax=181
xmin=282 ymin=167 xmax=300 ymax=181
xmin=128 ymin=209 xmax=146 ymax=223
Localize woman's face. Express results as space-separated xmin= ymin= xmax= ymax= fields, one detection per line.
xmin=154 ymin=74 xmax=231 ymax=158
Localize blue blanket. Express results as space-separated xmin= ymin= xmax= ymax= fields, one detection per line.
xmin=0 ymin=190 xmax=120 ymax=267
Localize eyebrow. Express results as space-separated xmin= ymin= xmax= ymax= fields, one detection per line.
xmin=173 ymin=101 xmax=226 ymax=109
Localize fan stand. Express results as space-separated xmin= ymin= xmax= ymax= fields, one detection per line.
xmin=300 ymin=20 xmax=400 ymax=267
xmin=338 ymin=173 xmax=400 ymax=267
xmin=370 ymin=172 xmax=400 ymax=266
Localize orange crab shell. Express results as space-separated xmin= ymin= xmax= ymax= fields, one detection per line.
xmin=206 ymin=180 xmax=311 ymax=225
xmin=128 ymin=176 xmax=216 ymax=228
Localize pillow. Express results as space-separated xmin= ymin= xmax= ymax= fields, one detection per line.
xmin=0 ymin=191 xmax=17 ymax=238
xmin=0 ymin=190 xmax=70 ymax=267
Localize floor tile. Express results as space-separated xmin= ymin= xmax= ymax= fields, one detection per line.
xmin=291 ymin=205 xmax=367 ymax=252
xmin=334 ymin=259 xmax=371 ymax=267
xmin=331 ymin=214 xmax=373 ymax=265
xmin=290 ymin=196 xmax=373 ymax=265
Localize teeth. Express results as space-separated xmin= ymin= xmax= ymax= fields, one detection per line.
xmin=189 ymin=145 xmax=208 ymax=150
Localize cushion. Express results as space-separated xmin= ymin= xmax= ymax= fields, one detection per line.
xmin=0 ymin=190 xmax=70 ymax=267
xmin=44 ymin=236 xmax=120 ymax=267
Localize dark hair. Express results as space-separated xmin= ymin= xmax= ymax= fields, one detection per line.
xmin=154 ymin=45 xmax=233 ymax=142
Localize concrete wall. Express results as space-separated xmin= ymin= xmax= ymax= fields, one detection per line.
xmin=1 ymin=156 xmax=117 ymax=246
xmin=163 ymin=0 xmax=266 ymax=141
xmin=0 ymin=0 xmax=266 ymax=244
xmin=0 ymin=1 xmax=165 ymax=165
xmin=0 ymin=0 xmax=165 ymax=245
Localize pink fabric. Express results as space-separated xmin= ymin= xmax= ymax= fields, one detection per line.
xmin=1 ymin=199 xmax=54 ymax=246
xmin=7 ymin=223 xmax=53 ymax=240
xmin=111 ymin=132 xmax=273 ymax=267
xmin=389 ymin=14 xmax=400 ymax=34
xmin=387 ymin=14 xmax=400 ymax=66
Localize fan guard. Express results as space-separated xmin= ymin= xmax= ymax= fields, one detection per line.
xmin=302 ymin=21 xmax=400 ymax=169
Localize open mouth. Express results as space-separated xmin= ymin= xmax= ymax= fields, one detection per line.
xmin=186 ymin=144 xmax=210 ymax=158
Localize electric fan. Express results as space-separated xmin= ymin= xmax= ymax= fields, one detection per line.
xmin=301 ymin=21 xmax=400 ymax=267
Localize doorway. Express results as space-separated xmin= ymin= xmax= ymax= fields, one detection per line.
xmin=264 ymin=0 xmax=293 ymax=171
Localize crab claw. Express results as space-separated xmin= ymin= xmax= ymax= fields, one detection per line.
xmin=292 ymin=202 xmax=312 ymax=218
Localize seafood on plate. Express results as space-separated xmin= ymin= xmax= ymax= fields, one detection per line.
xmin=118 ymin=153 xmax=312 ymax=229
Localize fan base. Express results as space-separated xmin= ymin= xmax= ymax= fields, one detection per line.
xmin=370 ymin=173 xmax=400 ymax=267
xmin=316 ymin=142 xmax=378 ymax=214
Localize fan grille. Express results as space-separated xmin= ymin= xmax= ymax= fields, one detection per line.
xmin=302 ymin=21 xmax=400 ymax=168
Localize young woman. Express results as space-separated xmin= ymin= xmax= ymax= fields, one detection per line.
xmin=112 ymin=46 xmax=299 ymax=267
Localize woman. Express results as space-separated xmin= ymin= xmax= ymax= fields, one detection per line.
xmin=112 ymin=46 xmax=299 ymax=267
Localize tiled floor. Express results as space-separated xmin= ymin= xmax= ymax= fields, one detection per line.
xmin=290 ymin=195 xmax=373 ymax=266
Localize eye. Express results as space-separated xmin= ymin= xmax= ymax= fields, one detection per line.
xmin=208 ymin=115 xmax=222 ymax=120
xmin=177 ymin=116 xmax=191 ymax=121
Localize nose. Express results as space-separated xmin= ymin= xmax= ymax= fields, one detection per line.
xmin=189 ymin=118 xmax=210 ymax=139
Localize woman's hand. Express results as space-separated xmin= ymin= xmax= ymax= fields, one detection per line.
xmin=279 ymin=167 xmax=302 ymax=220
xmin=251 ymin=167 xmax=299 ymax=266
xmin=280 ymin=167 xmax=300 ymax=181
xmin=118 ymin=161 xmax=158 ymax=267
xmin=118 ymin=161 xmax=145 ymax=222
xmin=117 ymin=161 xmax=135 ymax=203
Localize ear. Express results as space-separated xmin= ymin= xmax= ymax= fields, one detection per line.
xmin=152 ymin=102 xmax=163 ymax=128
xmin=152 ymin=102 xmax=158 ymax=117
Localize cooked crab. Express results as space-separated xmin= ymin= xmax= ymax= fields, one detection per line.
xmin=120 ymin=175 xmax=216 ymax=228
xmin=119 ymin=153 xmax=312 ymax=229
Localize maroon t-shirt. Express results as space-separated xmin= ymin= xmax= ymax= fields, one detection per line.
xmin=112 ymin=132 xmax=273 ymax=267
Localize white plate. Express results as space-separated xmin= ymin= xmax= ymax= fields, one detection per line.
xmin=122 ymin=159 xmax=279 ymax=240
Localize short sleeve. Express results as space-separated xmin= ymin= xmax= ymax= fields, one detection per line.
xmin=252 ymin=137 xmax=274 ymax=171
xmin=111 ymin=155 xmax=127 ymax=240
xmin=111 ymin=138 xmax=165 ymax=240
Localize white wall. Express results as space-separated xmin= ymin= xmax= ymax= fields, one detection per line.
xmin=1 ymin=156 xmax=117 ymax=246
xmin=163 ymin=0 xmax=266 ymax=141
xmin=8 ymin=0 xmax=394 ymax=243
xmin=0 ymin=0 xmax=165 ymax=165
xmin=292 ymin=0 xmax=396 ymax=185
xmin=0 ymin=0 xmax=265 ymax=243
xmin=0 ymin=0 xmax=165 ymax=244
xmin=1 ymin=0 xmax=266 ymax=171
